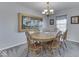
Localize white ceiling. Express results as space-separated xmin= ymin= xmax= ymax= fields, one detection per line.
xmin=18 ymin=2 xmax=79 ymax=13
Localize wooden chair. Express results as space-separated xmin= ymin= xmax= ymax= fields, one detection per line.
xmin=61 ymin=30 xmax=67 ymax=48
xmin=25 ymin=32 xmax=43 ymax=56
xmin=51 ymin=31 xmax=62 ymax=56
xmin=46 ymin=31 xmax=62 ymax=56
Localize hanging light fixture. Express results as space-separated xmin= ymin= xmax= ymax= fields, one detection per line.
xmin=42 ymin=2 xmax=54 ymax=16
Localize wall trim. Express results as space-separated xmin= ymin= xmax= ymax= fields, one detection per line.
xmin=0 ymin=41 xmax=26 ymax=51
xmin=68 ymin=39 xmax=79 ymax=43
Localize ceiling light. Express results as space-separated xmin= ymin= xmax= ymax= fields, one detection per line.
xmin=42 ymin=2 xmax=54 ymax=16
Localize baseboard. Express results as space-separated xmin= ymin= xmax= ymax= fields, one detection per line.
xmin=0 ymin=41 xmax=26 ymax=51
xmin=67 ymin=39 xmax=79 ymax=43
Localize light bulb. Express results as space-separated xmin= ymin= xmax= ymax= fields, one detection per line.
xmin=44 ymin=9 xmax=48 ymax=12
xmin=42 ymin=11 xmax=45 ymax=14
xmin=50 ymin=9 xmax=54 ymax=12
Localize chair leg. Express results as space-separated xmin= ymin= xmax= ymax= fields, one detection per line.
xmin=41 ymin=49 xmax=43 ymax=56
xmin=26 ymin=44 xmax=30 ymax=57
xmin=61 ymin=42 xmax=65 ymax=51
xmin=58 ymin=48 xmax=61 ymax=56
xmin=64 ymin=41 xmax=67 ymax=48
xmin=43 ymin=46 xmax=46 ymax=54
xmin=51 ymin=50 xmax=53 ymax=55
xmin=59 ymin=41 xmax=65 ymax=52
xmin=26 ymin=49 xmax=29 ymax=57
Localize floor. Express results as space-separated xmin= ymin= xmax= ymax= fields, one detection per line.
xmin=1 ymin=40 xmax=79 ymax=57
xmin=25 ymin=41 xmax=79 ymax=57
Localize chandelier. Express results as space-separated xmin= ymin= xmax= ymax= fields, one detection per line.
xmin=42 ymin=2 xmax=54 ymax=16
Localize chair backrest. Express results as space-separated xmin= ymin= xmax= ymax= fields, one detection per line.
xmin=56 ymin=31 xmax=62 ymax=38
xmin=62 ymin=30 xmax=67 ymax=40
xmin=25 ymin=32 xmax=31 ymax=45
xmin=56 ymin=31 xmax=62 ymax=41
xmin=52 ymin=31 xmax=62 ymax=45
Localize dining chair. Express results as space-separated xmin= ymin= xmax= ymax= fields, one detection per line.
xmin=61 ymin=30 xmax=67 ymax=48
xmin=46 ymin=31 xmax=62 ymax=56
xmin=25 ymin=31 xmax=43 ymax=56
xmin=51 ymin=31 xmax=62 ymax=56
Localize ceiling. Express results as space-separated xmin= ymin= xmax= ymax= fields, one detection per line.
xmin=18 ymin=2 xmax=79 ymax=13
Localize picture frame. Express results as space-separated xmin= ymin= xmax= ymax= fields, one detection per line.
xmin=50 ymin=19 xmax=54 ymax=25
xmin=71 ymin=16 xmax=79 ymax=24
xmin=18 ymin=13 xmax=42 ymax=32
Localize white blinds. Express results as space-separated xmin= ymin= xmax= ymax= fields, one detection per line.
xmin=56 ymin=15 xmax=67 ymax=20
xmin=56 ymin=15 xmax=67 ymax=32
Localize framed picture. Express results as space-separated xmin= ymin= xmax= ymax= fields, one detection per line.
xmin=18 ymin=13 xmax=42 ymax=32
xmin=71 ymin=16 xmax=79 ymax=24
xmin=50 ymin=19 xmax=54 ymax=25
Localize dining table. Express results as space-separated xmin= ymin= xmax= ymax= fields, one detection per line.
xmin=30 ymin=32 xmax=57 ymax=42
xmin=30 ymin=32 xmax=57 ymax=54
xmin=26 ymin=31 xmax=57 ymax=56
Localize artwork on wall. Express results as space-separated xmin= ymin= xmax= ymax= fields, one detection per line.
xmin=71 ymin=16 xmax=79 ymax=24
xmin=50 ymin=19 xmax=54 ymax=25
xmin=18 ymin=13 xmax=43 ymax=32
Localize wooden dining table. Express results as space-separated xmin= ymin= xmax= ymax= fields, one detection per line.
xmin=26 ymin=31 xmax=57 ymax=56
xmin=30 ymin=32 xmax=57 ymax=54
xmin=30 ymin=32 xmax=57 ymax=42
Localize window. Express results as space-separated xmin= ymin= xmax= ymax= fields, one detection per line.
xmin=56 ymin=15 xmax=67 ymax=32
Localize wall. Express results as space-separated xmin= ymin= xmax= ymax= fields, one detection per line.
xmin=42 ymin=15 xmax=56 ymax=32
xmin=0 ymin=2 xmax=41 ymax=50
xmin=55 ymin=8 xmax=79 ymax=42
